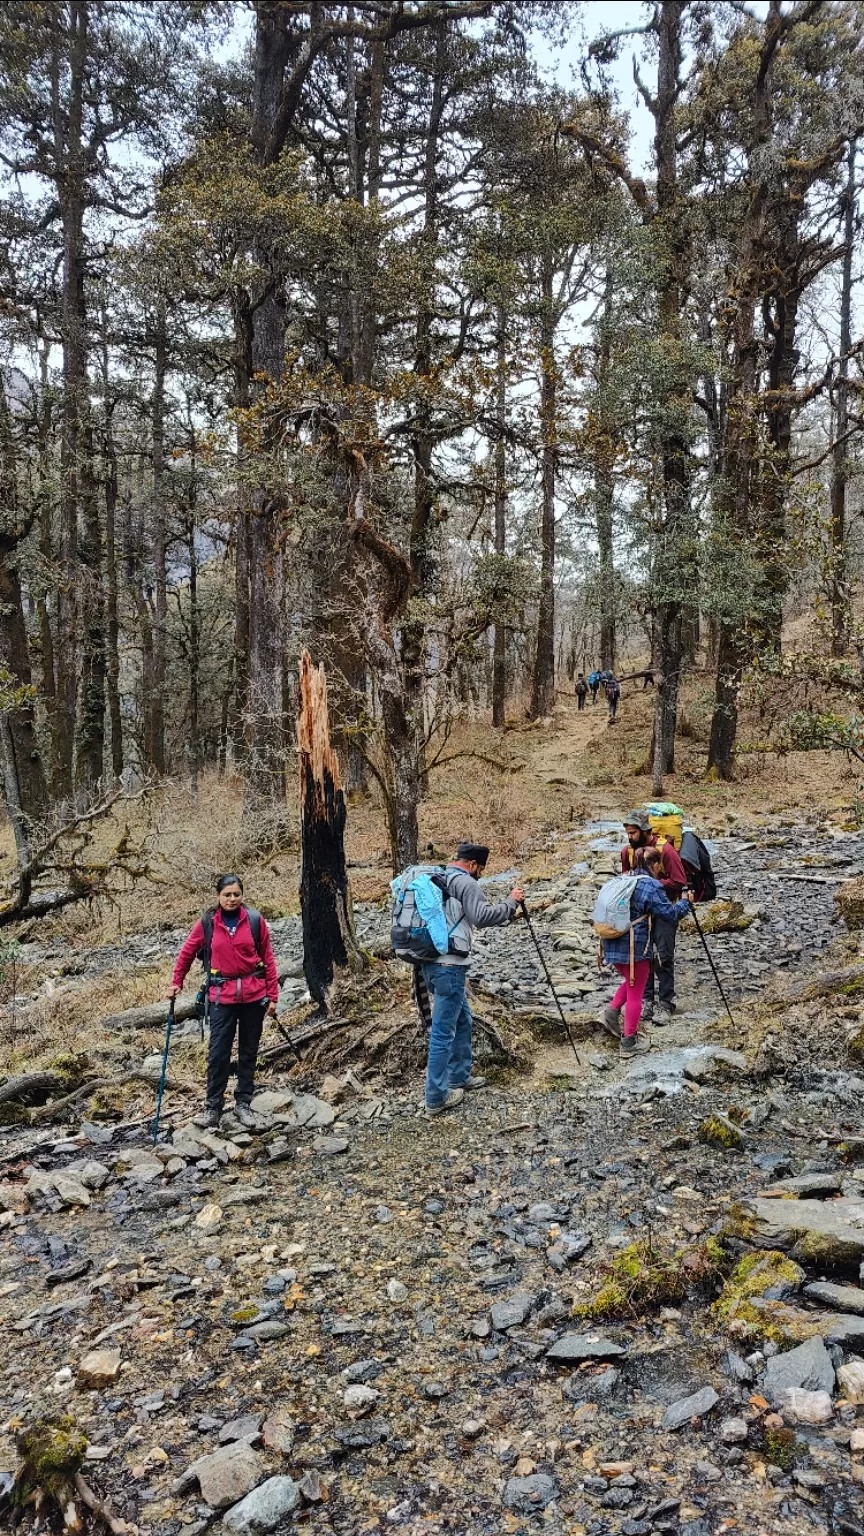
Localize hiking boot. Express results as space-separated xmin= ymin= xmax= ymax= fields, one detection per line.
xmin=654 ymin=1000 xmax=676 ymax=1024
xmin=193 ymin=1106 xmax=222 ymax=1129
xmin=602 ymin=1004 xmax=622 ymax=1039
xmin=619 ymin=1032 xmax=651 ymax=1058
xmin=641 ymin=1001 xmax=654 ymax=1023
xmin=456 ymin=1075 xmax=487 ymax=1091
xmin=233 ymin=1102 xmax=257 ymax=1129
xmin=425 ymin=1088 xmax=465 ymax=1118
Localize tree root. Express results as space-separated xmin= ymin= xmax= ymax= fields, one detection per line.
xmin=74 ymin=1472 xmax=137 ymax=1534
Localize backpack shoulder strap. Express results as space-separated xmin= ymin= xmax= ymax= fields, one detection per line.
xmin=200 ymin=910 xmax=215 ymax=970
xmin=245 ymin=908 xmax=263 ymax=959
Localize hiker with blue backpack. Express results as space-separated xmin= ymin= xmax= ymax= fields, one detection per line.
xmin=593 ymin=848 xmax=693 ymax=1057
xmin=391 ymin=842 xmax=523 ymax=1117
xmin=169 ymin=873 xmax=280 ymax=1128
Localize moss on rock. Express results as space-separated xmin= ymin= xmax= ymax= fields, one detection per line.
xmin=713 ymin=1250 xmax=804 ymax=1335
xmin=575 ymin=1237 xmax=729 ymax=1322
xmin=14 ymin=1415 xmax=87 ymax=1503
xmin=699 ymin=1114 xmax=744 ymax=1151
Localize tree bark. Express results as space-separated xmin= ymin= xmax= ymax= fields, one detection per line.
xmin=297 ymin=650 xmax=363 ymax=1009
xmin=492 ymin=305 xmax=508 ymax=727
xmin=594 ymin=269 xmax=616 ymax=673
xmin=830 ymin=138 xmax=856 ymax=659
xmin=74 ymin=421 xmax=106 ymax=802
xmin=187 ymin=428 xmax=200 ymax=797
xmin=148 ymin=307 xmax=168 ymax=775
xmin=530 ymin=251 xmax=557 ymax=719
xmin=54 ymin=0 xmax=89 ymax=809
xmin=100 ymin=325 xmax=123 ymax=783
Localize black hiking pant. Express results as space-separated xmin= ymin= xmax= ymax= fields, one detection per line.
xmin=607 ymin=694 xmax=619 ymax=721
xmin=576 ymin=692 xmax=586 ymax=711
xmin=644 ymin=916 xmax=676 ymax=1007
xmin=590 ymin=685 xmax=599 ymax=704
xmin=206 ymin=1001 xmax=267 ymax=1109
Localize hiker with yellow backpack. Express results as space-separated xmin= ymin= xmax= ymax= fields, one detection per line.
xmin=620 ymin=805 xmax=688 ymax=1022
xmin=595 ymin=847 xmax=693 ymax=1056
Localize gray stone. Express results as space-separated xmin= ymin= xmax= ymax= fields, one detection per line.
xmin=249 ymin=1091 xmax=293 ymax=1116
xmin=502 ymin=1473 xmax=557 ymax=1513
xmin=219 ymin=1415 xmax=262 ymax=1445
xmin=563 ymin=1367 xmax=619 ymax=1402
xmin=803 ymin=1281 xmax=864 ymax=1315
xmin=528 ymin=1202 xmax=563 ymax=1224
xmin=624 ymin=1045 xmax=747 ymax=1092
xmin=749 ymin=1197 xmax=864 ymax=1261
xmin=776 ymin=1387 xmax=833 ymax=1424
xmin=223 ymin=1476 xmax=301 ymax=1532
xmin=661 ymin=1386 xmax=719 ymax=1430
xmin=546 ymin=1333 xmax=627 ymax=1363
xmin=261 ymin=1408 xmax=294 ymax=1454
xmin=315 ymin=1137 xmax=349 ymax=1156
xmin=761 ymin=1173 xmax=843 ymax=1199
xmin=490 ymin=1292 xmax=535 ymax=1331
xmin=763 ymin=1335 xmax=835 ymax=1403
xmin=546 ymin=1231 xmax=592 ymax=1271
xmin=176 ymin=1441 xmax=262 ymax=1509
xmin=343 ymin=1359 xmax=381 ymax=1383
xmin=242 ymin=1321 xmax=290 ymax=1342
xmin=719 ymin=1417 xmax=748 ymax=1444
xmin=824 ymin=1314 xmax=864 ymax=1350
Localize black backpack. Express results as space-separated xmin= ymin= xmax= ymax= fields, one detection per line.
xmin=197 ymin=907 xmax=265 ymax=974
xmin=679 ymin=831 xmax=717 ymax=902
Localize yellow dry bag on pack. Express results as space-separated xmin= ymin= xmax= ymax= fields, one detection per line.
xmin=645 ymin=801 xmax=684 ymax=849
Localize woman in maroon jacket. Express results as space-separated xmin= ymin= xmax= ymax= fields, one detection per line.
xmin=170 ymin=874 xmax=280 ymax=1128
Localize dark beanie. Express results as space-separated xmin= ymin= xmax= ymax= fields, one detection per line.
xmin=456 ymin=841 xmax=490 ymax=864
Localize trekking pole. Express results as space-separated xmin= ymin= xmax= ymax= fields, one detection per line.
xmin=687 ymin=897 xmax=736 ymax=1028
xmin=151 ymin=996 xmax=175 ymax=1144
xmin=519 ymin=899 xmax=582 ymax=1066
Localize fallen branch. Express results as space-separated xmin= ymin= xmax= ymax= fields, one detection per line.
xmin=74 ymin=1471 xmax=137 ymax=1535
xmin=0 ymin=1071 xmax=67 ymax=1108
xmin=29 ymin=1069 xmax=195 ymax=1123
xmin=98 ymin=962 xmax=298 ymax=1031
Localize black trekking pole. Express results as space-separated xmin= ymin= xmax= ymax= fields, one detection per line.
xmin=687 ymin=897 xmax=736 ymax=1028
xmin=519 ymin=899 xmax=582 ymax=1065
xmin=151 ymin=996 xmax=175 ymax=1144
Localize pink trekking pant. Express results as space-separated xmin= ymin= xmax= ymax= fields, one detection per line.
xmin=612 ymin=959 xmax=651 ymax=1037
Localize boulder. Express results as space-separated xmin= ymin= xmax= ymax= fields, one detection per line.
xmin=748 ymin=1197 xmax=864 ymax=1262
xmin=824 ymin=1315 xmax=864 ymax=1351
xmin=223 ymin=1476 xmax=301 ymax=1532
xmin=776 ymin=1388 xmax=833 ymax=1425
xmin=763 ymin=1335 xmax=835 ymax=1404
xmin=761 ymin=1174 xmax=843 ymax=1199
xmin=624 ymin=1046 xmax=747 ymax=1094
xmin=838 ymin=1361 xmax=864 ymax=1404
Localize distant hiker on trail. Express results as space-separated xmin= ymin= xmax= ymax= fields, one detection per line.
xmin=643 ymin=667 xmax=655 ymax=690
xmin=575 ymin=673 xmax=588 ymax=711
xmin=414 ymin=842 xmax=523 ymax=1118
xmin=620 ymin=809 xmax=687 ymax=1020
xmin=169 ymin=874 xmax=280 ymax=1129
xmin=601 ymin=848 xmax=693 ymax=1056
xmin=605 ymin=674 xmax=621 ymax=722
xmin=588 ymin=670 xmax=601 ymax=704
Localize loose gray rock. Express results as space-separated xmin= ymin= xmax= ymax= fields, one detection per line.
xmin=661 ymin=1386 xmax=719 ymax=1430
xmin=824 ymin=1314 xmax=864 ymax=1350
xmin=222 ymin=1475 xmax=301 ymax=1532
xmin=219 ymin=1415 xmax=262 ymax=1446
xmin=719 ymin=1417 xmax=748 ymax=1444
xmin=175 ymin=1441 xmax=262 ymax=1509
xmin=546 ymin=1333 xmax=627 ymax=1363
xmin=763 ymin=1335 xmax=835 ymax=1403
xmin=749 ymin=1197 xmax=864 ymax=1261
xmin=761 ymin=1173 xmax=843 ymax=1199
xmin=490 ymin=1292 xmax=535 ymax=1331
xmin=563 ymin=1367 xmax=619 ymax=1403
xmin=503 ymin=1473 xmax=557 ymax=1513
xmin=528 ymin=1202 xmax=563 ymax=1224
xmin=803 ymin=1281 xmax=864 ymax=1315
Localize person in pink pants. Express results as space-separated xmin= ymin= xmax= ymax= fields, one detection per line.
xmin=600 ymin=847 xmax=693 ymax=1057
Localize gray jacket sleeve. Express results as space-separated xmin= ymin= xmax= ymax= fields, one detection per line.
xmin=447 ymin=869 xmax=517 ymax=928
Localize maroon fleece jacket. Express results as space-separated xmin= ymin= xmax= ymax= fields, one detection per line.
xmin=621 ymin=836 xmax=686 ymax=901
xmin=172 ymin=906 xmax=279 ymax=1005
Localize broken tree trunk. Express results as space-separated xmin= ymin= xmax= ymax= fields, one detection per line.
xmin=298 ymin=650 xmax=365 ymax=1009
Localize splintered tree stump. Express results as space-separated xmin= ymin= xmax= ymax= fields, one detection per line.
xmin=298 ymin=650 xmax=364 ymax=1007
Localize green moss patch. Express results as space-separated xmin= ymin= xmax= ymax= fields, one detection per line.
xmin=699 ymin=1114 xmax=744 ymax=1151
xmin=574 ymin=1237 xmax=729 ymax=1322
xmin=713 ymin=1250 xmax=804 ymax=1334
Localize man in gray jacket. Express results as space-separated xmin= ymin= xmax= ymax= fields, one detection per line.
xmin=422 ymin=841 xmax=523 ymax=1117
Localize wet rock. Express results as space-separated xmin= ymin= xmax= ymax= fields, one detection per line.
xmin=547 ymin=1231 xmax=591 ymax=1270
xmin=222 ymin=1475 xmax=301 ymax=1531
xmin=77 ymin=1348 xmax=121 ymax=1388
xmin=502 ymin=1473 xmax=557 ymax=1512
xmin=777 ymin=1387 xmax=833 ymax=1424
xmin=661 ymin=1386 xmax=719 ymax=1430
xmin=335 ymin=1417 xmax=389 ymax=1448
xmin=764 ymin=1334 xmax=835 ymax=1402
xmin=803 ymin=1281 xmax=864 ymax=1314
xmin=46 ymin=1259 xmax=91 ymax=1287
xmin=546 ymin=1333 xmax=627 ymax=1363
xmin=174 ymin=1441 xmax=262 ymax=1508
xmin=625 ymin=1046 xmax=747 ymax=1092
xmin=490 ymin=1292 xmax=535 ymax=1331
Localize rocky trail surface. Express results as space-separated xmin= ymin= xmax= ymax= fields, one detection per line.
xmin=3 ymin=811 xmax=864 ymax=1536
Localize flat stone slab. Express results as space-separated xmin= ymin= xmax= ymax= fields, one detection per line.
xmin=503 ymin=1474 xmax=557 ymax=1513
xmin=624 ymin=1046 xmax=747 ymax=1091
xmin=545 ymin=1333 xmax=627 ymax=1363
xmin=803 ymin=1281 xmax=864 ymax=1315
xmin=749 ymin=1198 xmax=864 ymax=1260
xmin=490 ymin=1293 xmax=535 ymax=1331
xmin=223 ymin=1475 xmax=301 ymax=1532
xmin=661 ymin=1386 xmax=719 ymax=1431
xmin=760 ymin=1174 xmax=844 ymax=1199
xmin=764 ymin=1335 xmax=835 ymax=1404
xmin=823 ymin=1314 xmax=864 ymax=1350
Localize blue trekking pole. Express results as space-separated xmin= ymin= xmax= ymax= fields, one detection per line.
xmin=151 ymin=996 xmax=175 ymax=1144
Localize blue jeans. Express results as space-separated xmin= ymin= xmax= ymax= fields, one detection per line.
xmin=421 ymin=962 xmax=473 ymax=1107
